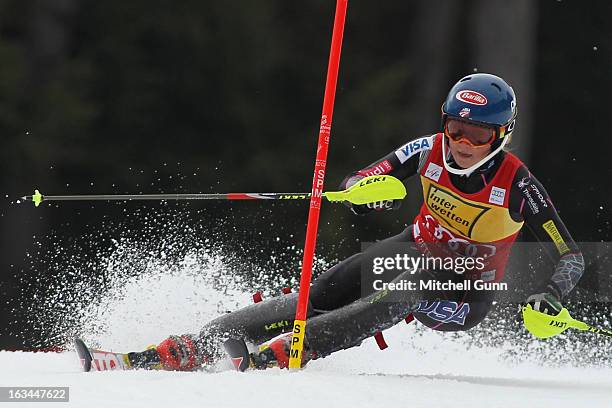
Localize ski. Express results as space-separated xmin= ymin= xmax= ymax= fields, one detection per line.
xmin=74 ymin=337 xmax=131 ymax=372
xmin=74 ymin=336 xmax=276 ymax=373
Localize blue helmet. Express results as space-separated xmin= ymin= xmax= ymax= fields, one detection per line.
xmin=442 ymin=73 xmax=517 ymax=144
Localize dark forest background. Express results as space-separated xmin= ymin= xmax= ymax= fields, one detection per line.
xmin=0 ymin=0 xmax=611 ymax=349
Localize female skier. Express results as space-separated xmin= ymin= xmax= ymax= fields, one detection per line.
xmin=123 ymin=73 xmax=585 ymax=371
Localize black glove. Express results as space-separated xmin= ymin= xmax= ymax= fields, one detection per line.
xmin=350 ymin=199 xmax=402 ymax=215
xmin=525 ymin=284 xmax=563 ymax=316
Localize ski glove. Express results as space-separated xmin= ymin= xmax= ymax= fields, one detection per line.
xmin=526 ymin=286 xmax=563 ymax=316
xmin=350 ymin=199 xmax=402 ymax=215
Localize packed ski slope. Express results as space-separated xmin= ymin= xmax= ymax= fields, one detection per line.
xmin=3 ymin=329 xmax=612 ymax=408
xmin=5 ymin=262 xmax=612 ymax=408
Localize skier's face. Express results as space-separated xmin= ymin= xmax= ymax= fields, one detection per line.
xmin=448 ymin=137 xmax=492 ymax=169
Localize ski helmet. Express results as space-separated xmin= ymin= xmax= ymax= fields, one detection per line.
xmin=440 ymin=73 xmax=517 ymax=175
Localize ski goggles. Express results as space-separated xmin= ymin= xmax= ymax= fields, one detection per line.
xmin=444 ymin=117 xmax=496 ymax=148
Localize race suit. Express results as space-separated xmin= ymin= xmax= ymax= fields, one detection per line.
xmin=161 ymin=134 xmax=586 ymax=367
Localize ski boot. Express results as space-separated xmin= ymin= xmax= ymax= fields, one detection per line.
xmin=127 ymin=334 xmax=207 ymax=371
xmin=224 ymin=333 xmax=314 ymax=371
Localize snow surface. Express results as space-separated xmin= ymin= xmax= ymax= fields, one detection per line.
xmin=7 ymin=238 xmax=612 ymax=407
xmin=3 ymin=324 xmax=612 ymax=408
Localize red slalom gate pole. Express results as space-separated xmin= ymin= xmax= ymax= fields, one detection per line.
xmin=288 ymin=0 xmax=348 ymax=369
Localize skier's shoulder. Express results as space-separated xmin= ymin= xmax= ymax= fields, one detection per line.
xmin=394 ymin=134 xmax=436 ymax=164
xmin=506 ymin=158 xmax=544 ymax=191
xmin=501 ymin=149 xmax=525 ymax=169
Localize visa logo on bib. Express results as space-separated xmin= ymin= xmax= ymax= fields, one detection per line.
xmin=395 ymin=136 xmax=432 ymax=164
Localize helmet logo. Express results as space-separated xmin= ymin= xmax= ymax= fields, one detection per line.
xmin=456 ymin=90 xmax=488 ymax=106
xmin=459 ymin=107 xmax=471 ymax=118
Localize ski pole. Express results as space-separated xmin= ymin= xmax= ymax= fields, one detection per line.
xmin=289 ymin=0 xmax=348 ymax=369
xmin=20 ymin=175 xmax=405 ymax=208
xmin=522 ymin=304 xmax=612 ymax=339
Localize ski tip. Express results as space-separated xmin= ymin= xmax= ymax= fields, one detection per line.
xmin=223 ymin=338 xmax=251 ymax=372
xmin=74 ymin=337 xmax=93 ymax=372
